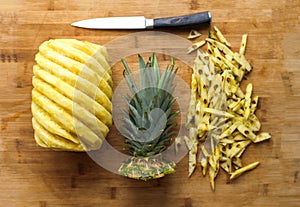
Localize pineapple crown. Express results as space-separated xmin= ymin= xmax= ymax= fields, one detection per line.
xmin=120 ymin=54 xmax=180 ymax=157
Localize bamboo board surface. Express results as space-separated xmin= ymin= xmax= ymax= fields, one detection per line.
xmin=0 ymin=0 xmax=299 ymax=206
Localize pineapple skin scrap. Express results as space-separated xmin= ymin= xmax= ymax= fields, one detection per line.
xmin=186 ymin=27 xmax=271 ymax=190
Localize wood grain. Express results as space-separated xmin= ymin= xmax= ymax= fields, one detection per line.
xmin=0 ymin=0 xmax=299 ymax=206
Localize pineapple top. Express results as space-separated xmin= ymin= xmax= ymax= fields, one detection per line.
xmin=120 ymin=54 xmax=179 ymax=157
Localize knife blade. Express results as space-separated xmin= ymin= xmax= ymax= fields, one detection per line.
xmin=71 ymin=11 xmax=211 ymax=29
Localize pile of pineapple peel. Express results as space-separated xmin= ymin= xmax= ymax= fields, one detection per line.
xmin=185 ymin=26 xmax=271 ymax=190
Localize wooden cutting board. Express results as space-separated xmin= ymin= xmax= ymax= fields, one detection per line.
xmin=0 ymin=1 xmax=299 ymax=206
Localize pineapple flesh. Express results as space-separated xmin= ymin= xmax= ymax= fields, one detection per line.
xmin=32 ymin=39 xmax=112 ymax=151
xmin=118 ymin=54 xmax=179 ymax=180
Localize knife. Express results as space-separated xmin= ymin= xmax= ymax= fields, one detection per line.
xmin=71 ymin=11 xmax=211 ymax=29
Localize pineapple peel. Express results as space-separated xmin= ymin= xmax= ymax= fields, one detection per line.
xmin=186 ymin=27 xmax=271 ymax=190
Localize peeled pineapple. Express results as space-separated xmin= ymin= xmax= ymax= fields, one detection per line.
xmin=32 ymin=39 xmax=112 ymax=151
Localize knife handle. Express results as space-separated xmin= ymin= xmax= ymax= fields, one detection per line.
xmin=153 ymin=11 xmax=211 ymax=28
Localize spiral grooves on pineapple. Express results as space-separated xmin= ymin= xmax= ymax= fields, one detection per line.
xmin=31 ymin=39 xmax=112 ymax=151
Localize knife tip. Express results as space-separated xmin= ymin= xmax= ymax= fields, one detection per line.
xmin=71 ymin=22 xmax=80 ymax=28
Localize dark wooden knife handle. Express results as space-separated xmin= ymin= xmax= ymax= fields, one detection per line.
xmin=153 ymin=11 xmax=211 ymax=28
